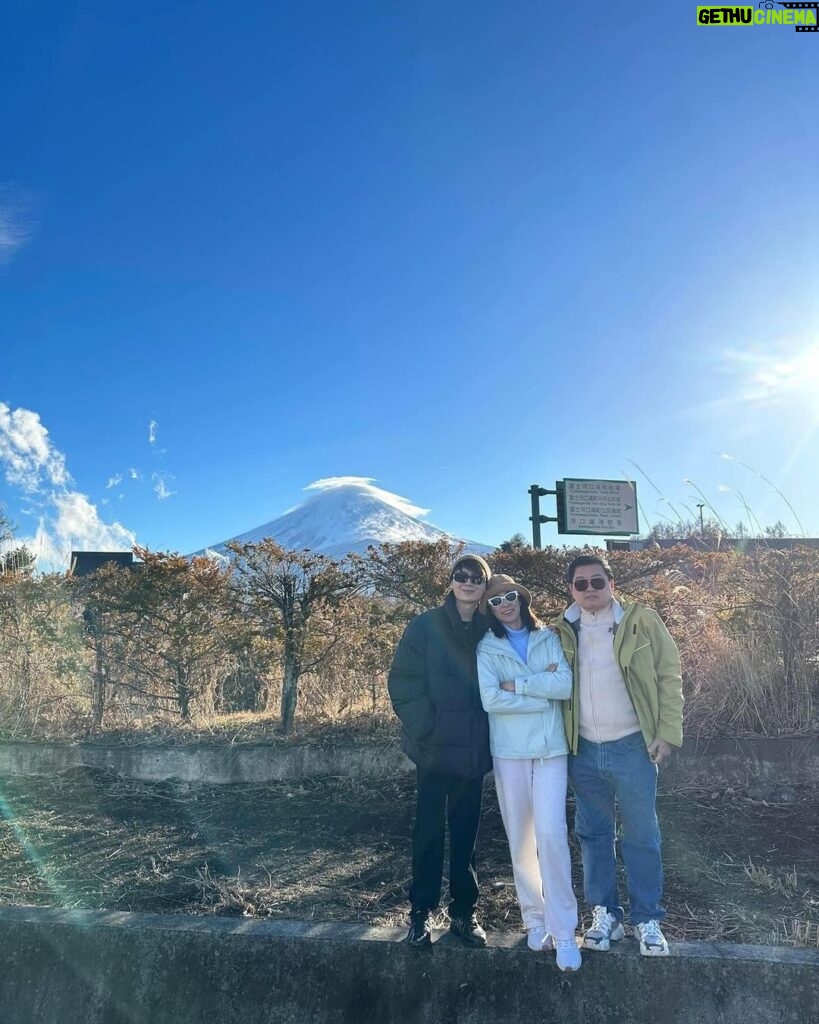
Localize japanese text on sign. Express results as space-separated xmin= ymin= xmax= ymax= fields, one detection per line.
xmin=562 ymin=479 xmax=638 ymax=535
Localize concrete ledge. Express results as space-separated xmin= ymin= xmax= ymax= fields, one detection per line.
xmin=0 ymin=907 xmax=816 ymax=1023
xmin=0 ymin=734 xmax=816 ymax=787
xmin=0 ymin=738 xmax=407 ymax=783
xmin=669 ymin=734 xmax=819 ymax=791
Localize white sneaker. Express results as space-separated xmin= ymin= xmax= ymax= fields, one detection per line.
xmin=634 ymin=919 xmax=669 ymax=957
xmin=554 ymin=937 xmax=582 ymax=972
xmin=582 ymin=906 xmax=625 ymax=951
xmin=526 ymin=926 xmax=549 ymax=951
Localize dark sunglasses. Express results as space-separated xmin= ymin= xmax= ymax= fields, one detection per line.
xmin=487 ymin=590 xmax=519 ymax=608
xmin=452 ymin=570 xmax=486 ymax=585
xmin=572 ymin=576 xmax=608 ymax=592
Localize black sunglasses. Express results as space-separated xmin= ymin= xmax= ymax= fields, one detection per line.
xmin=452 ymin=570 xmax=486 ymax=585
xmin=487 ymin=590 xmax=519 ymax=608
xmin=572 ymin=576 xmax=608 ymax=592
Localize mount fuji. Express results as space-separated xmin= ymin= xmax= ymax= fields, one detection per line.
xmin=194 ymin=477 xmax=493 ymax=560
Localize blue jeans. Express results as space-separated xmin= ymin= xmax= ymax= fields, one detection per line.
xmin=568 ymin=732 xmax=665 ymax=925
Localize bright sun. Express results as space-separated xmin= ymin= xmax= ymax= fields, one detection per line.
xmin=722 ymin=339 xmax=819 ymax=419
xmin=754 ymin=343 xmax=819 ymax=398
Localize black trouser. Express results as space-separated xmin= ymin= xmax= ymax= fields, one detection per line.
xmin=409 ymin=768 xmax=484 ymax=917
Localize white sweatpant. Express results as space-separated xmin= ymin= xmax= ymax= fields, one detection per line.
xmin=493 ymin=755 xmax=578 ymax=939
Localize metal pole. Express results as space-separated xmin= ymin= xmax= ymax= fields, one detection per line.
xmin=529 ymin=484 xmax=543 ymax=549
xmin=696 ymin=503 xmax=705 ymax=538
xmin=528 ymin=484 xmax=558 ymax=549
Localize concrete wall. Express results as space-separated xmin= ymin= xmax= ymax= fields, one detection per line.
xmin=0 ymin=907 xmax=816 ymax=1024
xmin=666 ymin=734 xmax=817 ymax=797
xmin=0 ymin=734 xmax=815 ymax=787
xmin=0 ymin=737 xmax=405 ymax=784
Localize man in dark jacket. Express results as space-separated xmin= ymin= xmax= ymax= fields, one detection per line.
xmin=388 ymin=554 xmax=492 ymax=949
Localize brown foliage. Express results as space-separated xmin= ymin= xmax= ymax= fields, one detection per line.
xmin=74 ymin=549 xmax=249 ymax=724
xmin=228 ymin=539 xmax=365 ymax=734
xmin=356 ymin=538 xmax=465 ymax=612
xmin=0 ymin=540 xmax=816 ymax=739
xmin=0 ymin=573 xmax=86 ymax=735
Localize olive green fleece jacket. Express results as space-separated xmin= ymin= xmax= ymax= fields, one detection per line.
xmin=552 ymin=598 xmax=683 ymax=754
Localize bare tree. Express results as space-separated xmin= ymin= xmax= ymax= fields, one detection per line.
xmin=0 ymin=572 xmax=83 ymax=735
xmin=76 ymin=549 xmax=243 ymax=722
xmin=357 ymin=538 xmax=465 ymax=613
xmin=73 ymin=560 xmax=138 ymax=729
xmin=0 ymin=507 xmax=36 ymax=576
xmin=228 ymin=540 xmax=364 ymax=734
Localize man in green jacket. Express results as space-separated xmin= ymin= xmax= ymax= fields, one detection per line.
xmin=552 ymin=554 xmax=683 ymax=957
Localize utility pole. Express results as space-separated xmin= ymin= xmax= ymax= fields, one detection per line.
xmin=696 ymin=503 xmax=705 ymax=539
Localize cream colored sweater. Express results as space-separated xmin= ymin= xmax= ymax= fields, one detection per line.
xmin=577 ymin=606 xmax=641 ymax=743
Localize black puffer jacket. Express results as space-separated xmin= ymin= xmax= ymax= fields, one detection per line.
xmin=388 ymin=594 xmax=491 ymax=779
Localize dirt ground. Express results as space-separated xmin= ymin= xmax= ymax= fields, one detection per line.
xmin=0 ymin=766 xmax=817 ymax=948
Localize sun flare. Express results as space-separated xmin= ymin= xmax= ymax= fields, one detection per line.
xmin=753 ymin=343 xmax=819 ymax=398
xmin=719 ymin=339 xmax=819 ymax=418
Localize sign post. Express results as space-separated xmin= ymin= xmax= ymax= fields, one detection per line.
xmin=528 ymin=479 xmax=638 ymax=546
xmin=559 ymin=478 xmax=638 ymax=536
xmin=528 ymin=484 xmax=557 ymax=548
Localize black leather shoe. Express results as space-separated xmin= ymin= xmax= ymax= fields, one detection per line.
xmin=449 ymin=913 xmax=487 ymax=947
xmin=406 ymin=912 xmax=431 ymax=949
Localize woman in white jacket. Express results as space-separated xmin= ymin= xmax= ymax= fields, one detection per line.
xmin=477 ymin=573 xmax=581 ymax=972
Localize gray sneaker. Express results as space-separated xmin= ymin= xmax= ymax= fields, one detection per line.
xmin=582 ymin=905 xmax=625 ymax=951
xmin=634 ymin=919 xmax=669 ymax=957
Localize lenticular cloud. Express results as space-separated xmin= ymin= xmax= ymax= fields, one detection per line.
xmin=305 ymin=476 xmax=431 ymax=520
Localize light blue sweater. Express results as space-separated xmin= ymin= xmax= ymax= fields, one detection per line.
xmin=477 ymin=627 xmax=572 ymax=760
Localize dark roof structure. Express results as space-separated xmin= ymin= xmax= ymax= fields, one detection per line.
xmin=606 ymin=537 xmax=819 ymax=553
xmin=70 ymin=551 xmax=135 ymax=577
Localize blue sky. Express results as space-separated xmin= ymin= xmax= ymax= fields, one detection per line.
xmin=2 ymin=0 xmax=818 ymax=566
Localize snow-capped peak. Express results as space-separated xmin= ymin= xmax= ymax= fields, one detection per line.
xmin=195 ymin=478 xmax=491 ymax=559
xmin=304 ymin=476 xmax=429 ymax=519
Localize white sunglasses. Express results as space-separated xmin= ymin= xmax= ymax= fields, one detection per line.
xmin=487 ymin=590 xmax=519 ymax=608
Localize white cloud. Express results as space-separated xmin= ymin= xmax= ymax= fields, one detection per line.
xmin=106 ymin=473 xmax=123 ymax=489
xmin=0 ymin=185 xmax=33 ymax=266
xmin=0 ymin=403 xmax=69 ymax=492
xmin=305 ymin=476 xmax=430 ymax=518
xmin=129 ymin=467 xmax=141 ymax=480
xmin=8 ymin=525 xmax=68 ymax=574
xmin=52 ymin=491 xmax=136 ymax=551
xmin=148 ymin=420 xmax=158 ymax=445
xmin=0 ymin=402 xmax=138 ymax=570
xmin=152 ymin=472 xmax=176 ymax=500
xmin=9 ymin=498 xmax=138 ymax=573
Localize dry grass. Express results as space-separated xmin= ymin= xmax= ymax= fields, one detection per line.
xmin=785 ymin=919 xmax=819 ymax=947
xmin=744 ymin=860 xmax=800 ymax=897
xmin=1 ymin=768 xmax=817 ymax=947
xmin=684 ymin=636 xmax=816 ymax=737
xmin=70 ymin=708 xmax=397 ymax=748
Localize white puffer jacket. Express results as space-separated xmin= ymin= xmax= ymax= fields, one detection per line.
xmin=477 ymin=627 xmax=572 ymax=760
